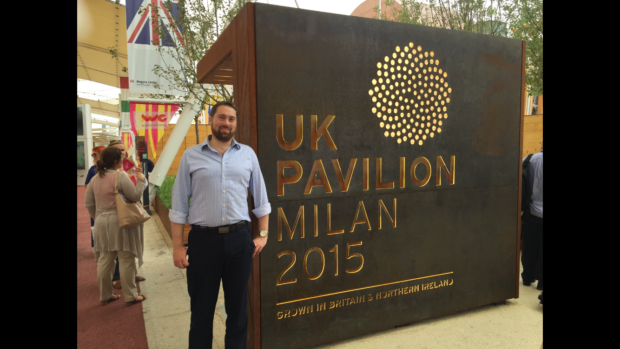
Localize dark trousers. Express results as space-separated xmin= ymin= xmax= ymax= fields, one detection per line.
xmin=90 ymin=218 xmax=95 ymax=247
xmin=187 ymin=224 xmax=254 ymax=349
xmin=521 ymin=210 xmax=543 ymax=282
xmin=112 ymin=257 xmax=121 ymax=282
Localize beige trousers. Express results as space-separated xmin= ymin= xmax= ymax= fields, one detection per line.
xmin=97 ymin=251 xmax=138 ymax=302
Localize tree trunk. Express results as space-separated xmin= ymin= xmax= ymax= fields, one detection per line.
xmin=195 ymin=119 xmax=200 ymax=144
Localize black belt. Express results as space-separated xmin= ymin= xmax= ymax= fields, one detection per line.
xmin=191 ymin=221 xmax=247 ymax=233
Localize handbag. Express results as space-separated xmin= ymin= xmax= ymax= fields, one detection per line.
xmin=114 ymin=172 xmax=151 ymax=229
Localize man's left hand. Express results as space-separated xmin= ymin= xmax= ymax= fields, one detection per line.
xmin=252 ymin=236 xmax=267 ymax=258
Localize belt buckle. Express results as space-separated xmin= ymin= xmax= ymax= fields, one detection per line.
xmin=218 ymin=226 xmax=229 ymax=233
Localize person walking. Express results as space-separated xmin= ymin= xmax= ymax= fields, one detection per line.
xmin=521 ymin=143 xmax=543 ymax=292
xmin=84 ymin=146 xmax=148 ymax=306
xmin=170 ymin=101 xmax=271 ymax=348
xmin=108 ymin=140 xmax=147 ymax=288
xmin=85 ymin=145 xmax=106 ymax=184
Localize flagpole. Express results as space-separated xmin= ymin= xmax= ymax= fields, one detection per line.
xmin=127 ymin=97 xmax=192 ymax=104
xmin=147 ymin=85 xmax=204 ymax=205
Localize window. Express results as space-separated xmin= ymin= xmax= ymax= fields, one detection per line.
xmin=77 ymin=141 xmax=86 ymax=170
xmin=77 ymin=106 xmax=84 ymax=136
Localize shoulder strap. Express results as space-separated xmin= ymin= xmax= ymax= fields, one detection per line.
xmin=114 ymin=172 xmax=119 ymax=194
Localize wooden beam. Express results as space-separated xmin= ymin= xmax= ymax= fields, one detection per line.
xmin=515 ymin=39 xmax=527 ymax=299
xmin=90 ymin=119 xmax=120 ymax=127
xmin=226 ymin=4 xmax=261 ymax=349
xmin=196 ymin=22 xmax=235 ymax=84
xmin=195 ymin=4 xmax=259 ymax=347
xmin=78 ymin=97 xmax=120 ymax=119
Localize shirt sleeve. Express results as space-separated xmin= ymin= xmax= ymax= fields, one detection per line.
xmin=248 ymin=150 xmax=271 ymax=218
xmin=170 ymin=152 xmax=191 ymax=224
xmin=119 ymin=171 xmax=146 ymax=203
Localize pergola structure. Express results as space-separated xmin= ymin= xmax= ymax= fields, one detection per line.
xmin=196 ymin=3 xmax=525 ymax=349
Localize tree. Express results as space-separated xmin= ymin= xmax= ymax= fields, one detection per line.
xmin=111 ymin=0 xmax=253 ymax=144
xmin=507 ymin=0 xmax=542 ymax=96
xmin=378 ymin=1 xmax=512 ymax=35
xmin=377 ymin=0 xmax=542 ymax=96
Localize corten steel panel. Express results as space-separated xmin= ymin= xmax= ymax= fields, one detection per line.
xmin=253 ymin=4 xmax=523 ymax=349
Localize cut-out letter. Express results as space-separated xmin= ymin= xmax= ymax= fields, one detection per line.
xmin=400 ymin=157 xmax=406 ymax=188
xmin=277 ymin=160 xmax=303 ymax=196
xmin=436 ymin=155 xmax=455 ymax=186
xmin=350 ymin=201 xmax=372 ymax=232
xmin=276 ymin=114 xmax=303 ymax=150
xmin=378 ymin=198 xmax=397 ymax=229
xmin=410 ymin=157 xmax=431 ymax=187
xmin=332 ymin=158 xmax=357 ymax=192
xmin=376 ymin=158 xmax=395 ymax=190
xmin=277 ymin=206 xmax=305 ymax=241
xmin=327 ymin=203 xmax=344 ymax=235
xmin=363 ymin=158 xmax=369 ymax=191
xmin=304 ymin=160 xmax=333 ymax=194
xmin=311 ymin=115 xmax=337 ymax=150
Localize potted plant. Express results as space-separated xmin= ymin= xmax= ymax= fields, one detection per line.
xmin=153 ymin=175 xmax=191 ymax=245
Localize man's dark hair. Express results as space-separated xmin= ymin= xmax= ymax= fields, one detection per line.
xmin=209 ymin=101 xmax=237 ymax=118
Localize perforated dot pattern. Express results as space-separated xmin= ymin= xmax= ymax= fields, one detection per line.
xmin=372 ymin=43 xmax=451 ymax=146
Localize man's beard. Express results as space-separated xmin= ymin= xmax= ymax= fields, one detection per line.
xmin=212 ymin=126 xmax=235 ymax=142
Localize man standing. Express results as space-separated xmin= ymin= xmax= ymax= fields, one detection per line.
xmin=170 ymin=101 xmax=271 ymax=348
xmin=521 ymin=143 xmax=543 ymax=293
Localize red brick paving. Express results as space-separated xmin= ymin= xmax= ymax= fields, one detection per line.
xmin=77 ymin=186 xmax=149 ymax=349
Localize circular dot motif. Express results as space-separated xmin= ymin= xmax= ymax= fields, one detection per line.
xmin=371 ymin=44 xmax=452 ymax=146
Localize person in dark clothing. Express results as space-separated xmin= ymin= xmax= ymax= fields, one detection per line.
xmin=142 ymin=157 xmax=154 ymax=174
xmin=521 ymin=144 xmax=543 ymax=292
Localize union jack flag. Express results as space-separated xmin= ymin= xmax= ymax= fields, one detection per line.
xmin=126 ymin=0 xmax=182 ymax=47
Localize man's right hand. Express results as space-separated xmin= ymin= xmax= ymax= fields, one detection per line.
xmin=173 ymin=246 xmax=190 ymax=269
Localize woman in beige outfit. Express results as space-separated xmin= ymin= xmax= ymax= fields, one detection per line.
xmin=85 ymin=146 xmax=148 ymax=306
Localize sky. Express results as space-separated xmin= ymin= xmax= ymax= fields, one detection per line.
xmin=253 ymin=0 xmax=365 ymax=15
xmin=78 ymin=79 xmax=121 ymax=102
xmin=114 ymin=1 xmax=369 ymax=16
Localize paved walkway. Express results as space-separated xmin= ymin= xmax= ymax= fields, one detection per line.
xmin=78 ymin=187 xmax=543 ymax=348
xmin=143 ymin=210 xmax=543 ymax=349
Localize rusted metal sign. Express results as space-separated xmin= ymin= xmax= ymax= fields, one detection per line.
xmin=254 ymin=4 xmax=523 ymax=349
xmin=197 ymin=3 xmax=524 ymax=348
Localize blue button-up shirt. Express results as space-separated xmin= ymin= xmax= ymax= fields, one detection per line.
xmin=169 ymin=135 xmax=271 ymax=226
xmin=523 ymin=152 xmax=543 ymax=218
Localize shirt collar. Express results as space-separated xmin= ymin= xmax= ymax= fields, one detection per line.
xmin=201 ymin=135 xmax=241 ymax=152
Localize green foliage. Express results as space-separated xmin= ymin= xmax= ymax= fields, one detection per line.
xmin=155 ymin=0 xmax=254 ymax=144
xmin=372 ymin=0 xmax=422 ymax=24
xmin=158 ymin=175 xmax=176 ymax=209
xmin=507 ymin=0 xmax=543 ymax=96
xmin=377 ymin=0 xmax=542 ymax=96
xmin=377 ymin=0 xmax=514 ymax=34
xmin=147 ymin=0 xmax=252 ymax=104
xmin=109 ymin=1 xmax=253 ymax=143
xmin=108 ymin=48 xmax=128 ymax=72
